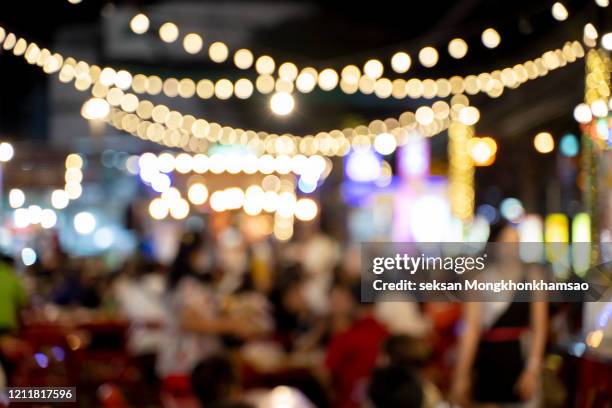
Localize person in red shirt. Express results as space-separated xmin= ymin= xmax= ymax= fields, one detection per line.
xmin=324 ymin=283 xmax=389 ymax=408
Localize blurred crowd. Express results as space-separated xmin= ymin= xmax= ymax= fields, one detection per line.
xmin=0 ymin=220 xmax=591 ymax=407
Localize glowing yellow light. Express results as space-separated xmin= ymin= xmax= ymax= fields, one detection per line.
xmin=318 ymin=68 xmax=338 ymax=91
xmin=170 ymin=198 xmax=190 ymax=219
xmin=130 ymin=13 xmax=150 ymax=34
xmin=468 ymin=137 xmax=496 ymax=166
xmin=183 ymin=33 xmax=203 ymax=54
xmin=188 ymin=183 xmax=209 ymax=205
xmin=373 ymin=133 xmax=397 ymax=155
xmin=270 ymin=92 xmax=295 ymax=116
xmin=296 ymin=71 xmax=317 ymax=93
xmin=81 ymin=98 xmax=110 ymax=120
xmin=573 ymin=103 xmax=592 ymax=123
xmin=149 ymin=198 xmax=168 ymax=220
xmin=458 ymin=106 xmax=480 ymax=125
xmin=551 ymin=2 xmax=569 ymax=21
xmin=215 ymin=79 xmax=234 ymax=100
xmin=295 ymin=198 xmax=318 ymax=221
xmin=159 ymin=22 xmax=179 ymax=43
xmin=482 ymin=28 xmax=501 ymax=49
xmin=209 ymin=41 xmax=228 ymax=62
xmin=391 ymin=52 xmax=411 ymax=73
xmin=364 ymin=59 xmax=384 ymax=79
xmin=418 ymin=47 xmax=439 ymax=68
xmin=234 ymin=78 xmax=254 ymax=99
xmin=586 ymin=329 xmax=603 ymax=348
xmin=256 ymin=55 xmax=275 ymax=75
xmin=65 ymin=182 xmax=82 ymax=200
xmin=534 ymin=132 xmax=555 ymax=153
xmin=115 ymin=70 xmax=132 ymax=90
xmin=234 ymin=49 xmax=254 ymax=69
xmin=415 ymin=106 xmax=435 ymax=125
xmin=279 ymin=62 xmax=298 ymax=81
xmin=448 ymin=38 xmax=468 ymax=59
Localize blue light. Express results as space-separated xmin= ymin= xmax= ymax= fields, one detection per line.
xmin=477 ymin=204 xmax=499 ymax=224
xmin=298 ymin=176 xmax=317 ymax=193
xmin=51 ymin=346 xmax=65 ymax=362
xmin=559 ymin=133 xmax=579 ymax=157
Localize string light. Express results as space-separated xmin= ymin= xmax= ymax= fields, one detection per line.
xmin=391 ymin=52 xmax=411 ymax=73
xmin=481 ymin=28 xmax=501 ymax=49
xmin=183 ymin=33 xmax=203 ymax=54
xmin=551 ymin=2 xmax=569 ymax=21
xmin=448 ymin=38 xmax=468 ymax=59
xmin=130 ymin=14 xmax=150 ymax=35
xmin=270 ymin=92 xmax=295 ymax=116
xmin=534 ymin=132 xmax=555 ymax=153
xmin=418 ymin=46 xmax=439 ymax=67
xmin=159 ymin=23 xmax=179 ymax=43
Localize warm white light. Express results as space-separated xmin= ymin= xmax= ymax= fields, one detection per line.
xmin=318 ymin=69 xmax=338 ymax=91
xmin=9 ymin=189 xmax=25 ymax=208
xmin=130 ymin=13 xmax=150 ymax=34
xmin=584 ymin=23 xmax=599 ymax=41
xmin=159 ymin=22 xmax=179 ymax=43
xmin=51 ymin=189 xmax=70 ymax=209
xmin=149 ymin=198 xmax=168 ymax=220
xmin=481 ymin=28 xmax=501 ymax=49
xmin=13 ymin=208 xmax=29 ymax=228
xmin=552 ymin=2 xmax=569 ymax=21
xmin=234 ymin=49 xmax=254 ymax=69
xmin=170 ymin=198 xmax=190 ymax=219
xmin=188 ymin=183 xmax=209 ymax=205
xmin=295 ymin=198 xmax=318 ymax=221
xmin=0 ymin=142 xmax=14 ymax=162
xmin=591 ymin=99 xmax=608 ymax=117
xmin=270 ymin=92 xmax=295 ymax=116
xmin=209 ymin=42 xmax=229 ymax=63
xmin=534 ymin=132 xmax=555 ymax=154
xmin=595 ymin=0 xmax=609 ymax=7
xmin=448 ymin=38 xmax=468 ymax=59
xmin=183 ymin=33 xmax=203 ymax=54
xmin=374 ymin=133 xmax=397 ymax=155
xmin=81 ymin=98 xmax=110 ymax=120
xmin=602 ymin=32 xmax=612 ymax=50
xmin=415 ymin=106 xmax=435 ymax=125
xmin=40 ymin=209 xmax=57 ymax=229
xmin=574 ymin=103 xmax=593 ymax=123
xmin=364 ymin=59 xmax=384 ymax=79
xmin=296 ymin=71 xmax=316 ymax=93
xmin=418 ymin=47 xmax=439 ymax=68
xmin=27 ymin=205 xmax=42 ymax=225
xmin=390 ymin=52 xmax=411 ymax=73
xmin=74 ymin=211 xmax=96 ymax=234
xmin=458 ymin=106 xmax=480 ymax=126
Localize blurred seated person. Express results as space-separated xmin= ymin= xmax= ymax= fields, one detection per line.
xmin=270 ymin=269 xmax=313 ymax=351
xmin=157 ymin=232 xmax=260 ymax=387
xmin=0 ymin=254 xmax=29 ymax=383
xmin=380 ymin=335 xmax=441 ymax=407
xmin=113 ymin=258 xmax=166 ymax=384
xmin=323 ymin=283 xmax=388 ymax=408
xmin=191 ymin=354 xmax=254 ymax=408
xmin=52 ymin=266 xmax=100 ymax=308
xmin=367 ymin=364 xmax=423 ymax=408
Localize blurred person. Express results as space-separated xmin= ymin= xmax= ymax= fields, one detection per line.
xmin=113 ymin=258 xmax=167 ymax=384
xmin=0 ymin=254 xmax=29 ymax=384
xmin=367 ymin=364 xmax=424 ymax=408
xmin=450 ymin=224 xmax=548 ymax=407
xmin=157 ymin=232 xmax=259 ymax=386
xmin=381 ymin=335 xmax=442 ymax=407
xmin=191 ymin=353 xmax=254 ymax=408
xmin=51 ymin=264 xmax=101 ymax=308
xmin=323 ymin=283 xmax=388 ymax=408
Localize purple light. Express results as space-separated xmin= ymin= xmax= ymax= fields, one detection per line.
xmin=51 ymin=346 xmax=65 ymax=362
xmin=398 ymin=137 xmax=429 ymax=179
xmin=34 ymin=352 xmax=49 ymax=368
